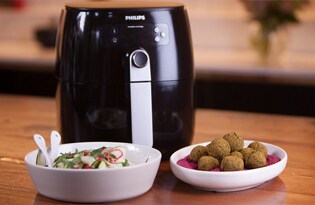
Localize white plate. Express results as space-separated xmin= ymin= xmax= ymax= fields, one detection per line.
xmin=170 ymin=140 xmax=287 ymax=192
xmin=25 ymin=142 xmax=161 ymax=203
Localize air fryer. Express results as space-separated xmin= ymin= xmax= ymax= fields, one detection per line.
xmin=55 ymin=1 xmax=194 ymax=159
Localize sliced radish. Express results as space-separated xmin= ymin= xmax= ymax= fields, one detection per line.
xmin=108 ymin=146 xmax=126 ymax=164
xmin=81 ymin=156 xmax=95 ymax=166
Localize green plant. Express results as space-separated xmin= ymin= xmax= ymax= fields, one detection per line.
xmin=240 ymin=0 xmax=309 ymax=59
xmin=241 ymin=0 xmax=309 ymax=33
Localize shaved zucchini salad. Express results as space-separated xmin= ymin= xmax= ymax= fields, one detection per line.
xmin=37 ymin=146 xmax=133 ymax=169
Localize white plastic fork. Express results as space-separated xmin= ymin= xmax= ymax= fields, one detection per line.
xmin=50 ymin=130 xmax=61 ymax=163
xmin=33 ymin=134 xmax=53 ymax=167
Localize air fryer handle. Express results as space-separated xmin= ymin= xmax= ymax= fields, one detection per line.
xmin=128 ymin=48 xmax=153 ymax=147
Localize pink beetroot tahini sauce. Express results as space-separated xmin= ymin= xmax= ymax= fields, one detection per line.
xmin=177 ymin=155 xmax=281 ymax=171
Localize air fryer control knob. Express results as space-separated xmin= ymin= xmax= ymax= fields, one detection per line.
xmin=132 ymin=51 xmax=148 ymax=68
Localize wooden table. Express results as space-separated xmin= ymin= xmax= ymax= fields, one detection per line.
xmin=0 ymin=94 xmax=314 ymax=205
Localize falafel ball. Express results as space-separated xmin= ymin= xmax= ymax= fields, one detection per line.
xmin=221 ymin=156 xmax=244 ymax=171
xmin=241 ymin=147 xmax=255 ymax=163
xmin=206 ymin=138 xmax=231 ymax=161
xmin=230 ymin=151 xmax=244 ymax=160
xmin=198 ymin=156 xmax=220 ymax=171
xmin=246 ymin=151 xmax=267 ymax=169
xmin=223 ymin=132 xmax=244 ymax=152
xmin=189 ymin=145 xmax=208 ymax=162
xmin=248 ymin=141 xmax=268 ymax=158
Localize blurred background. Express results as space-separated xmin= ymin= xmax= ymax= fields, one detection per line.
xmin=0 ymin=0 xmax=314 ymax=116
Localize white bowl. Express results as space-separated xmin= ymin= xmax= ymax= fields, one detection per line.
xmin=170 ymin=140 xmax=287 ymax=192
xmin=25 ymin=142 xmax=161 ymax=203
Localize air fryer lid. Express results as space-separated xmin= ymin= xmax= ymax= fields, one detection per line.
xmin=56 ymin=0 xmax=194 ymax=84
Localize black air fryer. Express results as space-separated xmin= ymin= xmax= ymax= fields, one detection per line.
xmin=55 ymin=0 xmax=194 ymax=159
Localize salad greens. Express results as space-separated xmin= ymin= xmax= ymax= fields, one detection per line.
xmin=52 ymin=146 xmax=131 ymax=169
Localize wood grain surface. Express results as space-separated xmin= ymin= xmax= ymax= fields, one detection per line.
xmin=0 ymin=94 xmax=314 ymax=205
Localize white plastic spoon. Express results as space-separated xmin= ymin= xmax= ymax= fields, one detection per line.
xmin=50 ymin=130 xmax=61 ymax=162
xmin=33 ymin=134 xmax=53 ymax=167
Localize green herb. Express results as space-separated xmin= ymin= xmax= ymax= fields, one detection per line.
xmin=78 ymin=162 xmax=84 ymax=169
xmin=90 ymin=147 xmax=105 ymax=156
xmin=122 ymin=159 xmax=129 ymax=166
xmin=109 ymin=153 xmax=117 ymax=159
xmin=91 ymin=160 xmax=101 ymax=168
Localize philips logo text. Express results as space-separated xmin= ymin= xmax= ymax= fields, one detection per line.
xmin=125 ymin=15 xmax=146 ymax=21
